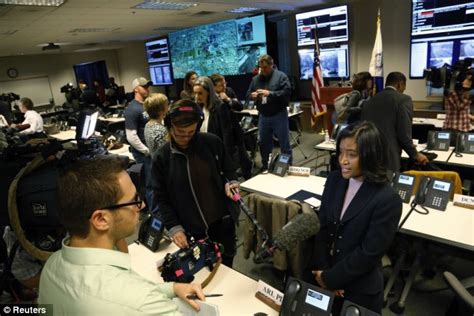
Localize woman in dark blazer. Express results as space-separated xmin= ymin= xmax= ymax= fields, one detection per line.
xmin=309 ymin=121 xmax=402 ymax=313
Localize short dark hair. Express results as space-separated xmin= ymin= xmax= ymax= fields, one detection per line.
xmin=20 ymin=97 xmax=34 ymax=110
xmin=352 ymin=72 xmax=373 ymax=91
xmin=210 ymin=73 xmax=224 ymax=85
xmin=385 ymin=72 xmax=406 ymax=87
xmin=336 ymin=121 xmax=389 ymax=184
xmin=57 ymin=158 xmax=126 ymax=238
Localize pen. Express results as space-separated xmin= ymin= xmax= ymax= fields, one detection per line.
xmin=186 ymin=294 xmax=223 ymax=300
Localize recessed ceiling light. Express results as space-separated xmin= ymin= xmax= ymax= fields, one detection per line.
xmin=0 ymin=0 xmax=65 ymax=6
xmin=133 ymin=1 xmax=198 ymax=10
xmin=226 ymin=7 xmax=259 ymax=14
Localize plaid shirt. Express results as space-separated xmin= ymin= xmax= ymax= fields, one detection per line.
xmin=443 ymin=91 xmax=472 ymax=132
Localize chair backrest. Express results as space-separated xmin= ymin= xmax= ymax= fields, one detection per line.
xmin=241 ymin=194 xmax=312 ymax=278
xmin=404 ymin=170 xmax=462 ymax=199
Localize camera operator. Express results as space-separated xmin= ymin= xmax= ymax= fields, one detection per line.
xmin=39 ymin=158 xmax=204 ymax=314
xmin=151 ymin=99 xmax=240 ymax=267
xmin=10 ymin=97 xmax=44 ymax=137
xmin=444 ymin=71 xmax=473 ymax=133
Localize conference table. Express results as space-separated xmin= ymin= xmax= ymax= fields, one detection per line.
xmin=240 ymin=173 xmax=474 ymax=251
xmin=128 ymin=242 xmax=277 ymax=315
xmin=49 ymin=129 xmax=134 ymax=161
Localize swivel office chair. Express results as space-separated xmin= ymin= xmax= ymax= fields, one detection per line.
xmin=443 ymin=271 xmax=474 ymax=316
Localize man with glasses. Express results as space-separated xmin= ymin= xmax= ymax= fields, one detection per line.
xmin=39 ymin=158 xmax=204 ymax=314
xmin=151 ymin=99 xmax=240 ymax=267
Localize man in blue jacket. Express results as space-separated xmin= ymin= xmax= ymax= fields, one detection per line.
xmin=246 ymin=54 xmax=292 ymax=170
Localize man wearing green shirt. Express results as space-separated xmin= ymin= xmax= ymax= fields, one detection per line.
xmin=38 ymin=158 xmax=204 ymax=315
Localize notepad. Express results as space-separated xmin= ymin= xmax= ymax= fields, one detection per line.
xmin=172 ymin=298 xmax=220 ymax=316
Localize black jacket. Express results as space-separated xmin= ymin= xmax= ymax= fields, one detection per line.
xmin=361 ymin=88 xmax=417 ymax=172
xmin=310 ymin=171 xmax=402 ymax=295
xmin=151 ymin=132 xmax=239 ymax=237
xmin=207 ymin=101 xmax=236 ymax=158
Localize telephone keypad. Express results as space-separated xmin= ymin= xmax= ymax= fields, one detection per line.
xmin=398 ymin=190 xmax=407 ymax=200
xmin=439 ymin=143 xmax=446 ymax=150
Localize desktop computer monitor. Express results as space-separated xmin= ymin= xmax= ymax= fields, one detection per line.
xmin=75 ymin=110 xmax=99 ymax=141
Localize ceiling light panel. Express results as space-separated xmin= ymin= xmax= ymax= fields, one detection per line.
xmin=0 ymin=0 xmax=65 ymax=6
xmin=133 ymin=1 xmax=197 ymax=10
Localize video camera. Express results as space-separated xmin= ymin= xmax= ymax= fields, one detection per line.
xmin=0 ymin=92 xmax=20 ymax=104
xmin=424 ymin=58 xmax=473 ymax=92
xmin=160 ymin=237 xmax=221 ymax=283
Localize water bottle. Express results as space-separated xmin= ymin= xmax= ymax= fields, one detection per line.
xmin=324 ymin=129 xmax=330 ymax=143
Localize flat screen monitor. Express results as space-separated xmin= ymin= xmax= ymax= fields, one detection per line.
xmin=169 ymin=14 xmax=267 ymax=78
xmin=144 ymin=37 xmax=174 ymax=85
xmin=295 ymin=5 xmax=348 ymax=47
xmin=409 ymin=0 xmax=474 ymax=78
xmin=76 ymin=110 xmax=98 ymax=140
xmin=298 ymin=44 xmax=349 ymax=79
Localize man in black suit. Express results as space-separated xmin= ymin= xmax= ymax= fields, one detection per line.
xmin=361 ymin=72 xmax=428 ymax=172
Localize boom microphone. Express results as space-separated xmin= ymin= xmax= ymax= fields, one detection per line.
xmin=255 ymin=212 xmax=320 ymax=263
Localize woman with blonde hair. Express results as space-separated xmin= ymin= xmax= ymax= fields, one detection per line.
xmin=144 ymin=93 xmax=169 ymax=154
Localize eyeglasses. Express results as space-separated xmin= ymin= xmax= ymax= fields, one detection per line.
xmin=172 ymin=127 xmax=196 ymax=139
xmin=99 ymin=193 xmax=145 ymax=211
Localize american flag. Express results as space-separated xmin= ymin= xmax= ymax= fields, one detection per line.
xmin=311 ymin=18 xmax=326 ymax=126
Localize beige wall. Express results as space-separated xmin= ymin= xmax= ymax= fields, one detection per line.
xmin=350 ymin=0 xmax=441 ymax=103
xmin=0 ymin=50 xmax=122 ymax=106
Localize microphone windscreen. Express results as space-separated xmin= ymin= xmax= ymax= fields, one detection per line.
xmin=273 ymin=212 xmax=320 ymax=251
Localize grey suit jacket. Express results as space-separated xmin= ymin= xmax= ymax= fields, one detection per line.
xmin=361 ymin=88 xmax=417 ymax=172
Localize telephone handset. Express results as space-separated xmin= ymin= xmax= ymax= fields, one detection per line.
xmin=331 ymin=123 xmax=348 ymax=141
xmin=280 ymin=277 xmax=334 ymax=316
xmin=138 ymin=212 xmax=164 ymax=251
xmin=391 ymin=173 xmax=416 ymax=203
xmin=456 ymin=133 xmax=474 ymax=154
xmin=426 ymin=130 xmax=451 ymax=151
xmin=414 ymin=176 xmax=452 ymax=211
xmin=269 ymin=153 xmax=291 ymax=177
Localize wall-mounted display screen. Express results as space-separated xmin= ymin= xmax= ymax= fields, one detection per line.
xmin=169 ymin=14 xmax=267 ymax=78
xmin=295 ymin=5 xmax=348 ymax=47
xmin=145 ymin=37 xmax=174 ymax=85
xmin=410 ymin=0 xmax=474 ymax=78
xmin=298 ymin=44 xmax=349 ymax=79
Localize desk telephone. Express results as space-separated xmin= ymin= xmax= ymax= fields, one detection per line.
xmin=269 ymin=153 xmax=291 ymax=177
xmin=391 ymin=173 xmax=416 ymax=203
xmin=138 ymin=212 xmax=164 ymax=251
xmin=426 ymin=130 xmax=451 ymax=151
xmin=414 ymin=176 xmax=452 ymax=211
xmin=456 ymin=133 xmax=474 ymax=154
xmin=280 ymin=277 xmax=334 ymax=316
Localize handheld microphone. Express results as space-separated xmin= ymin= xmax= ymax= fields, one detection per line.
xmin=254 ymin=212 xmax=320 ymax=263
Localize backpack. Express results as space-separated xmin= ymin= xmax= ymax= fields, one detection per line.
xmin=334 ymin=90 xmax=361 ymax=122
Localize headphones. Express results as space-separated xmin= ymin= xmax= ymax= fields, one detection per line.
xmin=163 ymin=100 xmax=204 ymax=130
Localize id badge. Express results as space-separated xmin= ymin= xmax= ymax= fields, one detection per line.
xmin=262 ymin=96 xmax=267 ymax=104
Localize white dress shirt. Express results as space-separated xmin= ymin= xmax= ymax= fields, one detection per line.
xmin=19 ymin=110 xmax=44 ymax=134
